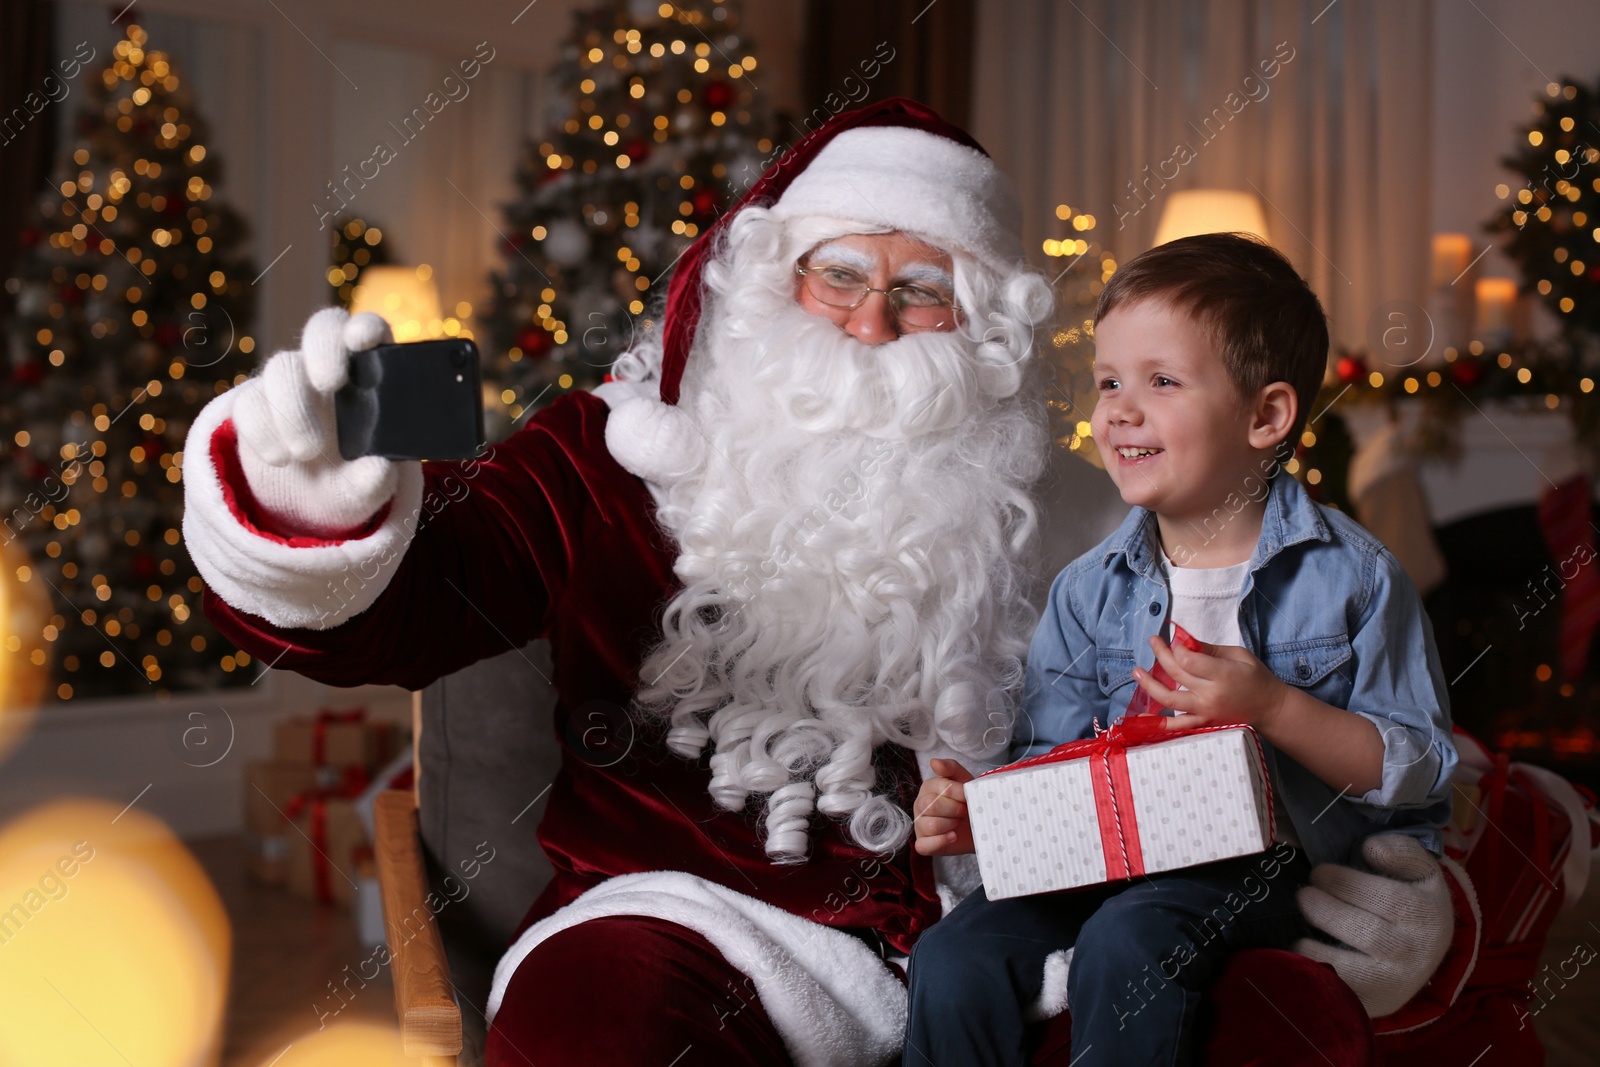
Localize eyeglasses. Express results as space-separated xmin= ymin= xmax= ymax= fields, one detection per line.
xmin=795 ymin=260 xmax=961 ymax=331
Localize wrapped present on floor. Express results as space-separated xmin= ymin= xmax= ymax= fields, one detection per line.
xmin=242 ymin=760 xmax=322 ymax=885
xmin=283 ymin=768 xmax=372 ymax=906
xmin=274 ymin=706 xmax=404 ymax=784
xmin=966 ymin=624 xmax=1276 ymax=900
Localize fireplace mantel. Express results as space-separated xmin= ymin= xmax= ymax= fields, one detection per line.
xmin=1340 ymin=401 xmax=1593 ymax=526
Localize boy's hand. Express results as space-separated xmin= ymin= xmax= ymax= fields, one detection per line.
xmin=1133 ymin=635 xmax=1289 ymax=732
xmin=913 ymin=758 xmax=977 ymax=857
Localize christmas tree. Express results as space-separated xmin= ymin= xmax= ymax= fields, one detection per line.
xmin=327 ymin=215 xmax=393 ymax=309
xmin=1487 ymin=74 xmax=1600 ymax=341
xmin=1 ymin=22 xmax=258 ymax=702
xmin=478 ymin=0 xmax=774 ymax=434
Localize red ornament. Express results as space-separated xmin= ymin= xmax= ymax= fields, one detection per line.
xmin=502 ymin=234 xmax=528 ymax=256
xmin=1335 ymin=355 xmax=1365 ymax=384
xmin=692 ymin=188 xmax=720 ymax=217
xmin=19 ymin=228 xmax=41 ymax=247
xmin=1450 ymin=359 xmax=1485 ymax=389
xmin=131 ymin=552 xmax=157 ymax=580
xmin=702 ymin=80 xmax=734 ymax=111
xmin=623 ymin=139 xmax=651 ymax=164
xmin=59 ymin=284 xmax=83 ymax=304
xmin=516 ymin=326 xmax=554 ymax=358
xmin=154 ymin=321 xmax=181 ymax=347
xmin=162 ymin=198 xmax=184 ymax=217
xmin=12 ymin=362 xmax=44 ymax=385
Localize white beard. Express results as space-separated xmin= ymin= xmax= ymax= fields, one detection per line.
xmin=631 ymin=250 xmax=1047 ymax=863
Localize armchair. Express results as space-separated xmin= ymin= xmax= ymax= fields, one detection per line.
xmin=372 ymin=638 xmax=1575 ymax=1067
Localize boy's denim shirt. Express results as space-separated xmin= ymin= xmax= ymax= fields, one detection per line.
xmin=1014 ymin=471 xmax=1458 ymax=869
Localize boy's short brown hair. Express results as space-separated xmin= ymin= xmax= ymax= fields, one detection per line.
xmin=1093 ymin=232 xmax=1329 ymax=458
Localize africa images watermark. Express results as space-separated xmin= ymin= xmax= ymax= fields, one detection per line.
xmin=311 ymin=41 xmax=498 ymax=231
xmin=1 ymin=438 xmax=93 ymax=548
xmin=0 ymin=841 xmax=97 ymax=950
xmin=1111 ymin=840 xmax=1300 ymax=1029
xmin=0 ymin=41 xmax=96 ymax=148
xmin=309 ymin=436 xmax=502 ymax=626
xmin=1113 ymin=41 xmax=1298 ymax=231
xmin=312 ymin=838 xmax=497 ymax=1028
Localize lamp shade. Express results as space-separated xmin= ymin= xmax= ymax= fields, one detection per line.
xmin=349 ymin=265 xmax=442 ymax=342
xmin=1152 ymin=189 xmax=1271 ymax=247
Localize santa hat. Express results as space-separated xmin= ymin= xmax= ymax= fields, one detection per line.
xmin=601 ymin=97 xmax=1025 ymax=484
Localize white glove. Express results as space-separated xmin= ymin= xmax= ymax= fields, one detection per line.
xmin=232 ymin=308 xmax=407 ymax=539
xmin=1293 ymin=832 xmax=1454 ymax=1017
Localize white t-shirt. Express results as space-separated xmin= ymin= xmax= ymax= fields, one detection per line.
xmin=1157 ymin=544 xmax=1301 ymax=847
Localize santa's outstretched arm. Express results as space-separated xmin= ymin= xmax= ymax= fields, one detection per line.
xmin=181 ymin=307 xmax=590 ymax=691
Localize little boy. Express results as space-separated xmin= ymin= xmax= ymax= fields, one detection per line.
xmin=904 ymin=233 xmax=1457 ymax=1066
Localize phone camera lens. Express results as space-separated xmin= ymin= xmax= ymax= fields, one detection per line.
xmin=450 ymin=347 xmax=469 ymax=368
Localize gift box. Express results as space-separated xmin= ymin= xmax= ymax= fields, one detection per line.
xmin=967 ymin=719 xmax=1276 ymax=899
xmin=274 ymin=707 xmax=402 ymax=774
xmin=284 ymin=782 xmax=370 ymax=907
xmin=242 ymin=760 xmax=322 ymax=885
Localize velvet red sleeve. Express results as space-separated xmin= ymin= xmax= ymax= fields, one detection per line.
xmin=200 ymin=392 xmax=627 ymax=691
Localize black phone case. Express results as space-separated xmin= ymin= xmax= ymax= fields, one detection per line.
xmin=335 ymin=338 xmax=486 ymax=461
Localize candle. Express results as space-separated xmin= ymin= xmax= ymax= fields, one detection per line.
xmin=1476 ymin=277 xmax=1517 ymax=338
xmin=1432 ymin=233 xmax=1473 ymax=288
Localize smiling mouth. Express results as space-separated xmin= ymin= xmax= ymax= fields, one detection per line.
xmin=1115 ymin=446 xmax=1164 ymax=460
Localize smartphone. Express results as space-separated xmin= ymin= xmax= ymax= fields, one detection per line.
xmin=335 ymin=338 xmax=486 ymax=461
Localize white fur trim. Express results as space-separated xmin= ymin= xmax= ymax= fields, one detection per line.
xmin=769 ymin=127 xmax=1024 ymax=275
xmin=1436 ymin=856 xmax=1480 ymax=1009
xmin=1026 ymin=949 xmax=1074 ymax=1022
xmin=590 ymin=377 xmax=654 ymax=409
xmin=180 ymin=386 xmax=425 ymax=630
xmin=1511 ymin=762 xmax=1595 ymax=909
xmin=602 ymin=394 xmax=708 ymax=485
xmin=486 ymin=871 xmax=907 ymax=1067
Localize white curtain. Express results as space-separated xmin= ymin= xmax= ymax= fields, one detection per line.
xmin=972 ymin=0 xmax=1434 ymax=353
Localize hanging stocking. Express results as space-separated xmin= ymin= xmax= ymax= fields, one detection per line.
xmin=1536 ymin=473 xmax=1600 ymax=680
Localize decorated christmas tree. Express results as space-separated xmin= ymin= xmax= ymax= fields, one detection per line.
xmin=327 ymin=216 xmax=394 ymax=309
xmin=1 ymin=22 xmax=258 ymax=702
xmin=1488 ymin=75 xmax=1600 ymax=342
xmin=1039 ymin=203 xmax=1116 ymax=470
xmin=478 ymin=0 xmax=774 ymax=432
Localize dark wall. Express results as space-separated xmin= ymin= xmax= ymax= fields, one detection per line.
xmin=800 ymin=0 xmax=975 ymax=130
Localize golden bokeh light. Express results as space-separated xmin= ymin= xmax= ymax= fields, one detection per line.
xmin=0 ymin=536 xmax=52 ymax=759
xmin=263 ymin=1021 xmax=410 ymax=1066
xmin=0 ymin=800 xmax=229 ymax=1065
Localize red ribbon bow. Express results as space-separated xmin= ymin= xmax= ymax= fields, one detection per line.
xmin=310 ymin=706 xmax=366 ymax=766
xmin=283 ymin=764 xmax=370 ymax=903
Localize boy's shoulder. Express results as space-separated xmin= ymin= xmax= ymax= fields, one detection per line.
xmin=1277 ymin=492 xmax=1420 ymax=613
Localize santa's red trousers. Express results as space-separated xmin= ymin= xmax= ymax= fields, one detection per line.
xmin=485 ymin=915 xmax=1377 ymax=1066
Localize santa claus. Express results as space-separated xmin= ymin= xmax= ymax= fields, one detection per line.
xmin=183 ymin=99 xmax=1450 ymax=1065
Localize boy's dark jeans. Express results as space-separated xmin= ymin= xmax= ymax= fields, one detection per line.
xmin=904 ymin=844 xmax=1313 ymax=1067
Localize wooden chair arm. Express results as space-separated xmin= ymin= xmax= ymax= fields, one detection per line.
xmin=374 ymin=789 xmax=462 ymax=1063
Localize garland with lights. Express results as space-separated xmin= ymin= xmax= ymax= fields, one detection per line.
xmin=1 ymin=22 xmax=259 ymax=701
xmin=477 ymin=0 xmax=774 ymax=432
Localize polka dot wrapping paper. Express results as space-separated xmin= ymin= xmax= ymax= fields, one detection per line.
xmin=966 ymin=724 xmax=1275 ymax=900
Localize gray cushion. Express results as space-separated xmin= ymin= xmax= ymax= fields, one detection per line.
xmin=419 ymin=637 xmax=561 ymax=1064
